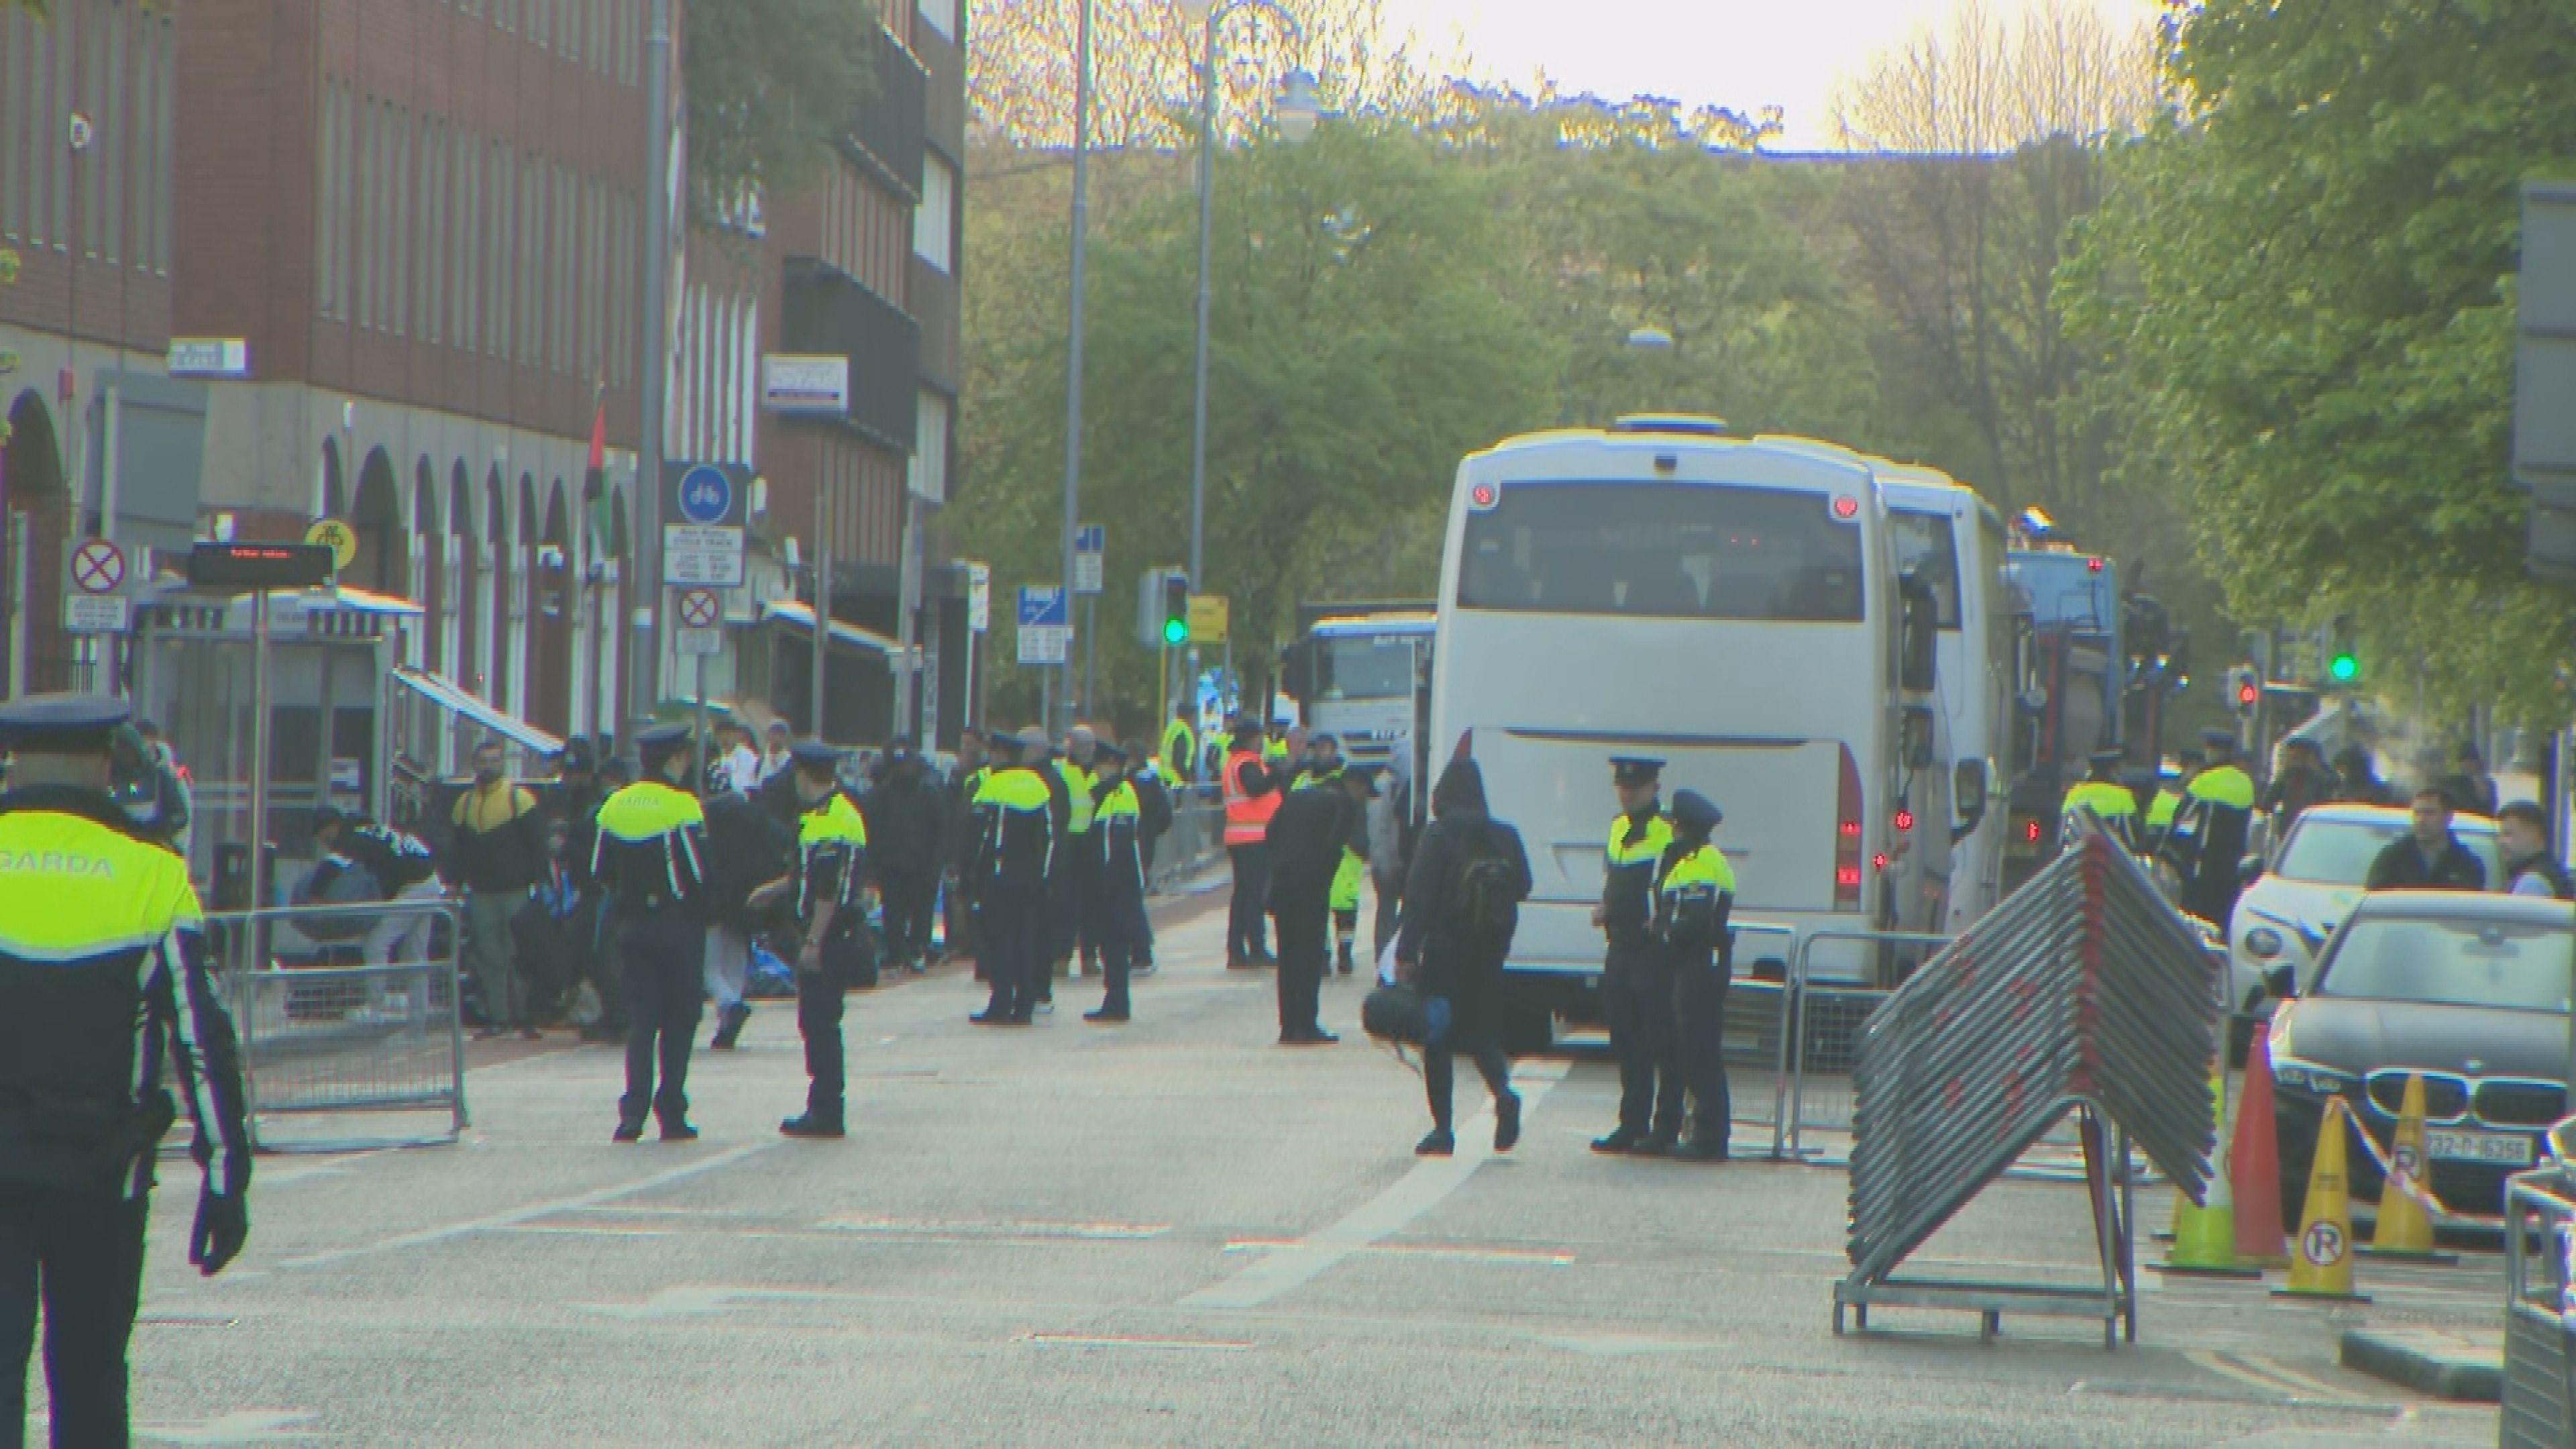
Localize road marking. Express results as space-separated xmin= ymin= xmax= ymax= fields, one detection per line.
xmin=576 ymin=1285 xmax=866 ymax=1320
xmin=1024 ymin=1332 xmax=1252 ymax=1352
xmin=134 ymin=1410 xmax=320 ymax=1444
xmin=1221 ymin=1238 xmax=1574 ymax=1266
xmin=2237 ymin=1352 xmax=2373 ymax=1403
xmin=1179 ymin=1062 xmax=1567 ymax=1311
xmin=272 ymin=1141 xmax=777 ymax=1270
xmin=823 ymin=1215 xmax=1171 ymax=1242
xmin=2186 ymin=1348 xmax=2373 ymax=1405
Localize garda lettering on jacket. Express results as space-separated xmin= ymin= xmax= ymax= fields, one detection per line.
xmin=0 ymin=849 xmax=117 ymax=877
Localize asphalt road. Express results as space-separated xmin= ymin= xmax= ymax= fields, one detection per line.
xmin=28 ymin=890 xmax=2509 ymax=1446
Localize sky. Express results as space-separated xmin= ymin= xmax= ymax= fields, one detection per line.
xmin=1382 ymin=0 xmax=2163 ymax=150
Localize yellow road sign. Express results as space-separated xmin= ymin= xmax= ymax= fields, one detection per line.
xmin=1187 ymin=593 xmax=1229 ymax=643
xmin=305 ymin=519 xmax=358 ymax=571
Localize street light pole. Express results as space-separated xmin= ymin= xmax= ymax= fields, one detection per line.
xmin=1185 ymin=1 xmax=1319 ymax=601
xmin=631 ymin=0 xmax=674 ymax=731
xmin=1057 ymin=0 xmax=1093 ymax=735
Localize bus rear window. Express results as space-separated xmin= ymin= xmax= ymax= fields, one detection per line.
xmin=1888 ymin=508 xmax=1962 ymax=629
xmin=1458 ymin=482 xmax=1866 ymax=622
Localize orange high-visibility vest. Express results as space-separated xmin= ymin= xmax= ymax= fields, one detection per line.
xmin=1222 ymin=749 xmax=1279 ymax=847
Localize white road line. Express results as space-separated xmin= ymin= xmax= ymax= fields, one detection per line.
xmin=1179 ymin=1062 xmax=1567 ymax=1311
xmin=272 ymin=1142 xmax=777 ymax=1271
xmin=1025 ymin=1333 xmax=1252 ymax=1352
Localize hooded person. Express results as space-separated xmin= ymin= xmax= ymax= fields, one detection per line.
xmin=1393 ymin=759 xmax=1532 ymax=1157
xmin=865 ymin=735 xmax=945 ymax=975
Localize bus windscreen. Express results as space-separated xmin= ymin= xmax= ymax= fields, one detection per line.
xmin=1458 ymin=482 xmax=1865 ymax=622
xmin=1888 ymin=509 xmax=1962 ymax=629
xmin=1315 ymin=637 xmax=1415 ymax=700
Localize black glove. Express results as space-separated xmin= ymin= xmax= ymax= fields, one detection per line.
xmin=190 ymin=1191 xmax=249 ymax=1278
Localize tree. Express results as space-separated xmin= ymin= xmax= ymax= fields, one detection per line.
xmin=2064 ymin=0 xmax=2576 ymax=721
xmin=684 ymin=0 xmax=879 ymax=217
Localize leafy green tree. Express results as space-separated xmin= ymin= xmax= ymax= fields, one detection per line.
xmin=2065 ymin=0 xmax=2576 ymax=722
xmin=684 ymin=0 xmax=879 ymax=217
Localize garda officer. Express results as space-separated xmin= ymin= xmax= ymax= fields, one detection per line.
xmin=2161 ymin=728 xmax=2257 ymax=927
xmin=1654 ymin=789 xmax=1735 ymax=1163
xmin=779 ymin=741 xmax=867 ymax=1138
xmin=2142 ymin=747 xmax=2203 ymax=855
xmin=1591 ymin=757 xmax=1675 ymax=1155
xmin=1084 ymin=745 xmax=1145 ymax=1023
xmin=593 ymin=723 xmax=712 ymax=1142
xmin=969 ymin=729 xmax=1057 ymax=1026
xmin=1328 ymin=766 xmax=1373 ymax=977
xmin=0 ymin=695 xmax=252 ymax=1446
xmin=1161 ymin=704 xmax=1198 ymax=786
xmin=2061 ymin=749 xmax=2141 ymax=853
xmin=1051 ymin=728 xmax=1100 ymax=982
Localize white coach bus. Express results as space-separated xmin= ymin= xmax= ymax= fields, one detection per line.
xmin=1875 ymin=463 xmax=2013 ymax=934
xmin=1428 ymin=417 xmax=1939 ymax=1042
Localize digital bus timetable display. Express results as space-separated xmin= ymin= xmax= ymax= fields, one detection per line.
xmin=186 ymin=542 xmax=336 ymax=590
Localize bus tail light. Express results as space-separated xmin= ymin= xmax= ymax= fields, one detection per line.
xmin=1835 ymin=744 xmax=1864 ymax=910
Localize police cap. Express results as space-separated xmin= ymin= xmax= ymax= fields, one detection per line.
xmin=1670 ymin=789 xmax=1722 ymax=835
xmin=2088 ymin=748 xmax=2127 ymax=769
xmin=1093 ymin=742 xmax=1128 ymax=765
xmin=1610 ymin=756 xmax=1664 ymax=787
xmin=1308 ymin=732 xmax=1339 ymax=751
xmin=790 ymin=741 xmax=844 ymax=773
xmin=634 ymin=722 xmax=692 ymax=760
xmin=0 ymin=692 xmax=131 ymax=753
xmin=1016 ymin=726 xmax=1054 ymax=757
xmin=2198 ymin=727 xmax=2238 ymax=751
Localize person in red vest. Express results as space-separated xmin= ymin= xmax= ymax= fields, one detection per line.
xmin=1222 ymin=721 xmax=1283 ymax=969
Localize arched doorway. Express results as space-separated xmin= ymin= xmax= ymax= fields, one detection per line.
xmin=532 ymin=480 xmax=574 ymax=735
xmin=448 ymin=464 xmax=475 ymax=689
xmin=513 ymin=474 xmax=537 ymax=717
xmin=486 ymin=469 xmax=511 ymax=709
xmin=350 ymin=447 xmax=403 ymax=595
xmin=413 ymin=460 xmax=443 ymax=669
xmin=3 ymin=391 xmax=72 ymax=694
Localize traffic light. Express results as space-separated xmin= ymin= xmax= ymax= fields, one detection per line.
xmin=2228 ymin=665 xmax=2260 ymax=715
xmin=2328 ymin=651 xmax=2359 ymax=685
xmin=1161 ymin=573 xmax=1191 ymax=646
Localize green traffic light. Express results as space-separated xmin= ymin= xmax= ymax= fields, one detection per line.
xmin=1162 ymin=617 xmax=1189 ymax=646
xmin=2328 ymin=653 xmax=2359 ymax=684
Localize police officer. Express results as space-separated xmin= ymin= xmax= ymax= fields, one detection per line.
xmin=1051 ymin=727 xmax=1099 ymax=983
xmin=779 ymin=741 xmax=867 ymax=1138
xmin=0 ymin=695 xmax=252 ymax=1448
xmin=2161 ymin=728 xmax=2257 ymax=927
xmin=1654 ymin=789 xmax=1735 ymax=1163
xmin=1161 ymin=704 xmax=1198 ymax=786
xmin=1591 ymin=757 xmax=1674 ymax=1155
xmin=2061 ymin=749 xmax=2141 ymax=853
xmin=592 ymin=723 xmax=712 ymax=1142
xmin=1085 ymin=745 xmax=1145 ymax=1024
xmin=2142 ymin=747 xmax=2203 ymax=856
xmin=969 ymin=729 xmax=1057 ymax=1026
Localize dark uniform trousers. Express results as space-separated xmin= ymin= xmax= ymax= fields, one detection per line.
xmin=1049 ymin=846 xmax=1097 ymax=965
xmin=0 ymin=1186 xmax=150 ymax=1449
xmin=1226 ymin=842 xmax=1271 ymax=959
xmin=1094 ymin=886 xmax=1146 ymax=1015
xmin=877 ymin=869 xmax=938 ymax=967
xmin=1271 ymin=901 xmax=1328 ymax=1034
xmin=618 ymin=906 xmax=706 ymax=1128
xmin=1604 ymin=941 xmax=1682 ymax=1137
xmin=1675 ymin=957 xmax=1732 ymax=1140
xmin=980 ymin=885 xmax=1048 ymax=1020
xmin=798 ymin=959 xmax=845 ymax=1122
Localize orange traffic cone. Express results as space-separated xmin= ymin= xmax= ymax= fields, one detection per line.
xmin=2153 ymin=1054 xmax=2257 ymax=1277
xmin=2274 ymin=1096 xmax=2371 ymax=1303
xmin=2233 ymin=1019 xmax=2290 ymax=1269
xmin=2362 ymin=1072 xmax=2457 ymax=1265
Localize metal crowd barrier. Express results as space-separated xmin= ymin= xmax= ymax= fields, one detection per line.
xmin=1150 ymin=802 xmax=1228 ymax=893
xmin=1783 ymin=930 xmax=1949 ymax=1158
xmin=205 ymin=898 xmax=470 ymax=1152
xmin=1709 ymin=922 xmax=1801 ymax=1159
xmin=2504 ymin=1163 xmax=2576 ymax=1447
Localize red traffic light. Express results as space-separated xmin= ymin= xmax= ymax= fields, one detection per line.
xmin=2235 ymin=680 xmax=2259 ymax=708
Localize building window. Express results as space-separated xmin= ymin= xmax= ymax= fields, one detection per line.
xmin=490 ymin=143 xmax=510 ymax=356
xmin=457 ymin=136 xmax=476 ymax=351
xmin=915 ymin=152 xmax=954 ymax=272
xmin=152 ymin=13 xmax=172 ymax=273
xmin=2 ymin=11 xmax=22 ymax=242
xmin=917 ymin=0 xmax=957 ymax=42
xmin=909 ymin=391 xmax=950 ymax=504
xmin=394 ymin=109 xmax=413 ymax=336
xmin=420 ymin=120 xmax=441 ymax=345
xmin=102 ymin=0 xmax=121 ymax=265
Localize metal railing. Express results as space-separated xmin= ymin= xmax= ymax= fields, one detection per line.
xmin=1784 ymin=929 xmax=1951 ymax=1159
xmin=2504 ymin=1163 xmax=2576 ymax=1447
xmin=206 ymin=898 xmax=469 ymax=1152
xmin=1151 ymin=801 xmax=1228 ymax=893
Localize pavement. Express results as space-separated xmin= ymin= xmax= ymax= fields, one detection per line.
xmin=20 ymin=888 xmax=2521 ymax=1446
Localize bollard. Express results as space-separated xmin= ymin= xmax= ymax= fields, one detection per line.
xmin=2275 ymin=1097 xmax=2371 ymax=1303
xmin=2360 ymin=1072 xmax=2458 ymax=1265
xmin=2153 ymin=1055 xmax=2258 ymax=1277
xmin=2232 ymin=1020 xmax=2290 ymax=1269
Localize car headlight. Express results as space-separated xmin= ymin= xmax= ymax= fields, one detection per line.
xmin=2270 ymin=1053 xmax=2358 ymax=1096
xmin=2245 ymin=927 xmax=2284 ymax=959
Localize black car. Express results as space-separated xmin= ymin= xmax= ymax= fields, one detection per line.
xmin=2267 ymin=890 xmax=2576 ymax=1225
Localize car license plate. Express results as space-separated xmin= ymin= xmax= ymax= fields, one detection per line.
xmin=2426 ymin=1128 xmax=2534 ymax=1166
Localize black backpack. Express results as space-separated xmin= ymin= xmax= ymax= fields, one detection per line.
xmin=1446 ymin=824 xmax=1521 ymax=958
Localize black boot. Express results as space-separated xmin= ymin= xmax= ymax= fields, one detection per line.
xmin=779 ymin=1113 xmax=846 ymax=1139
xmin=1495 ymin=1091 xmax=1523 ymax=1153
xmin=1336 ymin=942 xmax=1355 ymax=975
xmin=1591 ymin=1126 xmax=1646 ymax=1155
xmin=1415 ymin=1128 xmax=1455 ymax=1157
xmin=710 ymin=1002 xmax=750 ymax=1051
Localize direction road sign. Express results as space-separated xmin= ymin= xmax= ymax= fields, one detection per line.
xmin=1187 ymin=593 xmax=1230 ymax=643
xmin=70 ymin=538 xmax=125 ymax=594
xmin=1073 ymin=524 xmax=1105 ymax=595
xmin=1018 ymin=584 xmax=1072 ymax=664
xmin=63 ymin=594 xmax=127 ymax=633
xmin=965 ymin=561 xmax=991 ymax=633
xmin=675 ymin=465 xmax=735 ymax=525
xmin=306 ymin=519 xmax=358 ymax=571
